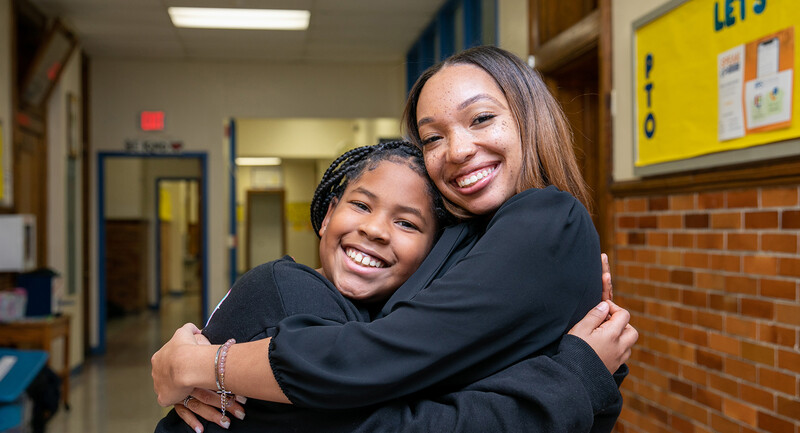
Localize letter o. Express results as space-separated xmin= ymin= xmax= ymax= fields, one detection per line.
xmin=644 ymin=113 xmax=656 ymax=138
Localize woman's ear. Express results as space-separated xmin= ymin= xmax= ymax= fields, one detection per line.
xmin=318 ymin=197 xmax=338 ymax=237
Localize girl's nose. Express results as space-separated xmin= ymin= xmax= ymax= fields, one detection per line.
xmin=359 ymin=215 xmax=390 ymax=243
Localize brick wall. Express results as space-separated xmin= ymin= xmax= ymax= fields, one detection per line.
xmin=614 ymin=185 xmax=800 ymax=433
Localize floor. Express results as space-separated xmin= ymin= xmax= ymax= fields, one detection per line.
xmin=46 ymin=293 xmax=202 ymax=433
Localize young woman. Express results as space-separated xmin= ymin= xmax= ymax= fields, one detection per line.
xmin=152 ymin=46 xmax=637 ymax=432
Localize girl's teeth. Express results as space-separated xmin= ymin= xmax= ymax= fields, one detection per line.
xmin=346 ymin=249 xmax=385 ymax=268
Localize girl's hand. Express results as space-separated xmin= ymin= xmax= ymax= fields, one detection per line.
xmin=151 ymin=323 xmax=204 ymax=406
xmin=568 ymin=301 xmax=638 ymax=373
xmin=601 ymin=253 xmax=613 ymax=302
xmin=176 ymin=388 xmax=247 ymax=432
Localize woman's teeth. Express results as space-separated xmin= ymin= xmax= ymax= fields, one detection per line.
xmin=346 ymin=248 xmax=385 ymax=268
xmin=457 ymin=167 xmax=494 ymax=188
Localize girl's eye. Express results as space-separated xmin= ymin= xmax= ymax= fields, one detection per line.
xmin=473 ymin=113 xmax=495 ymax=125
xmin=350 ymin=201 xmax=369 ymax=211
xmin=397 ymin=220 xmax=420 ymax=231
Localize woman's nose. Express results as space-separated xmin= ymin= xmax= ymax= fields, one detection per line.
xmin=446 ymin=130 xmax=477 ymax=163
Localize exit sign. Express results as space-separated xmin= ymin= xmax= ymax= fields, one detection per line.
xmin=140 ymin=111 xmax=165 ymax=131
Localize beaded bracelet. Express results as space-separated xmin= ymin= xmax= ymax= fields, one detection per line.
xmin=214 ymin=338 xmax=236 ymax=422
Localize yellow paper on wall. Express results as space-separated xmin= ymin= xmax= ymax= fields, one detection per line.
xmin=635 ymin=0 xmax=798 ymax=166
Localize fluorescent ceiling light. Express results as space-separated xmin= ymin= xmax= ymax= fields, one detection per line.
xmin=168 ymin=7 xmax=310 ymax=30
xmin=236 ymin=157 xmax=282 ymax=166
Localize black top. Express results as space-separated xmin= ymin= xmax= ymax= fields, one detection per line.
xmin=270 ymin=186 xmax=603 ymax=408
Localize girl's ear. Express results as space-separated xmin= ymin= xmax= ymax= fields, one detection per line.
xmin=318 ymin=197 xmax=339 ymax=237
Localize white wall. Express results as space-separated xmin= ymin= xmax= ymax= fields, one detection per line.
xmin=0 ymin=1 xmax=11 ymax=207
xmin=612 ymin=0 xmax=669 ymax=181
xmin=89 ymin=59 xmax=407 ymax=347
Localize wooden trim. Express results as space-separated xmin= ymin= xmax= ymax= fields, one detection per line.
xmin=81 ymin=52 xmax=91 ymax=355
xmin=597 ymin=0 xmax=614 ymax=256
xmin=532 ymin=9 xmax=599 ymax=74
xmin=611 ymin=156 xmax=800 ymax=197
xmin=529 ymin=0 xmax=541 ymax=52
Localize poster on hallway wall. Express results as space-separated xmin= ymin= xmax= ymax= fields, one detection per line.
xmin=633 ymin=0 xmax=800 ymax=172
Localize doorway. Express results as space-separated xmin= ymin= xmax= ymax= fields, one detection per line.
xmin=245 ymin=189 xmax=286 ymax=269
xmin=96 ymin=152 xmax=208 ymax=354
xmin=156 ymin=178 xmax=202 ymax=303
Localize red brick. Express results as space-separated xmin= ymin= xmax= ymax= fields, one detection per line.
xmin=659 ymin=214 xmax=683 ymax=228
xmin=615 ymin=231 xmax=628 ymax=245
xmin=682 ymin=289 xmax=708 ymax=308
xmin=699 ymin=192 xmax=725 ymax=209
xmin=776 ymin=303 xmax=800 ymax=326
xmin=761 ymin=233 xmax=797 ymax=253
xmin=782 ymin=210 xmax=800 ymax=229
xmin=617 ymin=248 xmax=635 ymax=261
xmin=673 ymin=306 xmax=694 ymax=324
xmin=657 ymin=321 xmax=681 ymax=339
xmin=723 ymin=397 xmax=758 ymax=426
xmin=711 ymin=412 xmax=742 ymax=433
xmin=618 ymin=215 xmax=637 ymax=228
xmin=696 ymin=272 xmax=725 ymax=290
xmin=635 ymin=249 xmax=657 ymax=263
xmin=638 ymin=215 xmax=658 ymax=228
xmin=710 ymin=294 xmax=738 ymax=313
xmin=628 ymin=264 xmax=646 ymax=279
xmin=740 ymin=383 xmax=774 ymax=410
xmin=760 ymin=278 xmax=797 ymax=300
xmin=741 ymin=341 xmax=774 ymax=365
xmin=725 ymin=357 xmax=757 ymax=381
xmin=684 ymin=252 xmax=710 ymax=268
xmin=648 ymin=267 xmax=670 ymax=283
xmin=696 ymin=233 xmax=724 ymax=250
xmin=725 ymin=275 xmax=758 ymax=295
xmin=671 ymin=194 xmax=696 ymax=210
xmin=741 ymin=298 xmax=774 ymax=319
xmin=694 ymin=387 xmax=723 ymax=411
xmin=759 ymin=323 xmax=796 ymax=347
xmin=761 ymin=186 xmax=798 ymax=207
xmin=710 ymin=254 xmax=740 ymax=272
xmin=757 ymin=411 xmax=794 ymax=433
xmin=728 ymin=233 xmax=758 ymax=251
xmin=697 ymin=311 xmax=724 ymax=331
xmin=708 ymin=332 xmax=738 ymax=355
xmin=776 ymin=395 xmax=800 ymax=420
xmin=682 ymin=362 xmax=708 ymax=385
xmin=669 ymin=415 xmax=695 ymax=433
xmin=649 ymin=195 xmax=669 ymax=211
xmin=712 ymin=212 xmax=741 ymax=229
xmin=648 ymin=232 xmax=669 ymax=247
xmin=628 ymin=232 xmax=646 ymax=245
xmin=670 ymin=269 xmax=694 ymax=285
xmin=659 ymin=250 xmax=682 ymax=266
xmin=778 ymin=257 xmax=800 ymax=278
xmin=727 ymin=189 xmax=758 ymax=208
xmin=758 ymin=367 xmax=795 ymax=395
xmin=672 ymin=233 xmax=695 ymax=248
xmin=778 ymin=350 xmax=800 ymax=374
xmin=743 ymin=255 xmax=778 ymax=276
xmin=726 ymin=316 xmax=758 ymax=339
xmin=745 ymin=211 xmax=779 ymax=229
xmin=696 ymin=349 xmax=724 ymax=370
xmin=626 ymin=197 xmax=647 ymax=212
xmin=685 ymin=213 xmax=710 ymax=228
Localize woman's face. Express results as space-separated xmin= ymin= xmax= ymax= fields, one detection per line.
xmin=416 ymin=64 xmax=523 ymax=216
xmin=317 ymin=160 xmax=437 ymax=303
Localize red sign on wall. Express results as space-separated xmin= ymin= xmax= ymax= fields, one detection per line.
xmin=140 ymin=111 xmax=165 ymax=131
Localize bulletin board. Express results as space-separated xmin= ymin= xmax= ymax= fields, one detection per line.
xmin=633 ymin=0 xmax=800 ymax=175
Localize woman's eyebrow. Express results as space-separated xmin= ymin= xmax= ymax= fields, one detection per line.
xmin=417 ymin=93 xmax=503 ymax=128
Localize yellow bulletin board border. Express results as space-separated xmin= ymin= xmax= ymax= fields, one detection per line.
xmin=632 ymin=0 xmax=800 ymax=177
xmin=0 ymin=119 xmax=11 ymax=208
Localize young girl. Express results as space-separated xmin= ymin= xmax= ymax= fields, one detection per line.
xmin=156 ymin=140 xmax=450 ymax=432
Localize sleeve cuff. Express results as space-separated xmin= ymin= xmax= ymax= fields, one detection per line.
xmin=552 ymin=334 xmax=623 ymax=414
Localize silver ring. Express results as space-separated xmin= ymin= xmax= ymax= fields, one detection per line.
xmin=183 ymin=395 xmax=194 ymax=406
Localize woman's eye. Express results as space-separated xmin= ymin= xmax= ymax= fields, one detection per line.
xmin=421 ymin=135 xmax=441 ymax=145
xmin=473 ymin=113 xmax=495 ymax=125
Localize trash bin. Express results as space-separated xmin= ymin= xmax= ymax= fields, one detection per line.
xmin=16 ymin=269 xmax=60 ymax=317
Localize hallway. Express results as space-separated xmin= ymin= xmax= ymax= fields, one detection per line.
xmin=47 ymin=294 xmax=201 ymax=433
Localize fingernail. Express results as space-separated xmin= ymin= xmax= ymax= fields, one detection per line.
xmin=234 ymin=409 xmax=246 ymax=420
xmin=235 ymin=395 xmax=247 ymax=404
xmin=220 ymin=417 xmax=231 ymax=429
xmin=597 ymin=301 xmax=609 ymax=312
xmin=195 ymin=427 xmax=202 ymax=433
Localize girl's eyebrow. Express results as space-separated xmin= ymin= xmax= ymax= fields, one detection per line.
xmin=417 ymin=93 xmax=503 ymax=128
xmin=352 ymin=186 xmax=426 ymax=220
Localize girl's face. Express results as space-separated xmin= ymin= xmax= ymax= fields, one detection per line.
xmin=317 ymin=160 xmax=437 ymax=303
xmin=416 ymin=64 xmax=523 ymax=216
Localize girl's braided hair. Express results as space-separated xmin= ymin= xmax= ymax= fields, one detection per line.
xmin=310 ymin=140 xmax=453 ymax=238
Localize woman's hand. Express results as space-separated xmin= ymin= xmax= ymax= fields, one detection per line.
xmin=601 ymin=253 xmax=613 ymax=302
xmin=568 ymin=301 xmax=638 ymax=373
xmin=151 ymin=323 xmax=206 ymax=406
xmin=175 ymin=388 xmax=247 ymax=432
